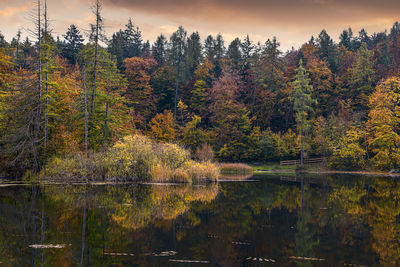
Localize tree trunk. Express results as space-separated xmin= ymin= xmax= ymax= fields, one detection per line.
xmin=83 ymin=68 xmax=88 ymax=156
xmin=44 ymin=0 xmax=48 ymax=157
xmin=35 ymin=0 xmax=42 ymax=170
xmin=174 ymin=66 xmax=180 ymax=120
xmin=90 ymin=0 xmax=100 ymax=114
xmin=103 ymin=70 xmax=110 ymax=144
xmin=300 ymin=120 xmax=304 ymax=165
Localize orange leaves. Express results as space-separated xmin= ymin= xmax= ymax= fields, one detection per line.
xmin=123 ymin=57 xmax=157 ymax=124
xmin=149 ymin=110 xmax=177 ymax=142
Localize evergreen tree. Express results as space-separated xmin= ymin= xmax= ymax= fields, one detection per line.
xmin=142 ymin=40 xmax=150 ymax=57
xmin=152 ymin=34 xmax=167 ymax=66
xmin=377 ymin=40 xmax=392 ymax=77
xmin=348 ymin=42 xmax=377 ymax=111
xmin=358 ymin=29 xmax=370 ymax=46
xmin=317 ymin=30 xmax=338 ymax=72
xmin=241 ymin=35 xmax=253 ymax=66
xmin=227 ymin=38 xmax=242 ymax=71
xmin=62 ymin=24 xmax=84 ymax=65
xmin=124 ymin=18 xmax=142 ymax=58
xmin=151 ymin=65 xmax=175 ymax=112
xmin=0 ymin=31 xmax=7 ymax=48
xmin=186 ymin=32 xmax=202 ymax=78
xmin=204 ymin=35 xmax=215 ymax=59
xmin=108 ymin=30 xmax=126 ymax=68
xmin=339 ymin=28 xmax=353 ymax=50
xmin=204 ymin=34 xmax=224 ymax=78
xmin=168 ymin=26 xmax=187 ymax=119
xmin=291 ymin=59 xmax=315 ymax=165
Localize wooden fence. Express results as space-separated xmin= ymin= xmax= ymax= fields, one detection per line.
xmin=280 ymin=157 xmax=324 ymax=166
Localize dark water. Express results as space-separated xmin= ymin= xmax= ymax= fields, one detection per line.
xmin=0 ymin=174 xmax=399 ymax=266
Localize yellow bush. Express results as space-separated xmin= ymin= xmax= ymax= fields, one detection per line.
xmin=42 ymin=134 xmax=220 ymax=183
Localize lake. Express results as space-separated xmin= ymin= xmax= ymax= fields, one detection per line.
xmin=0 ymin=173 xmax=398 ymax=266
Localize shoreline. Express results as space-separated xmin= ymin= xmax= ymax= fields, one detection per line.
xmin=254 ymin=169 xmax=400 ymax=177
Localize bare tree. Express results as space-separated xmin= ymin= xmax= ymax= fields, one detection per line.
xmin=43 ymin=0 xmax=49 ymax=154
xmin=89 ymin=0 xmax=103 ymax=114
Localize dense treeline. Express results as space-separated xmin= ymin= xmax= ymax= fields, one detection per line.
xmin=1 ymin=0 xmax=400 ymax=177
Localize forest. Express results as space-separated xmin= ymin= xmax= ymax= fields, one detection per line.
xmin=1 ymin=0 xmax=400 ymax=179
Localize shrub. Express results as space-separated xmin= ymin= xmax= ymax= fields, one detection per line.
xmin=42 ymin=134 xmax=220 ymax=183
xmin=187 ymin=161 xmax=219 ymax=183
xmin=43 ymin=153 xmax=103 ymax=181
xmin=195 ymin=144 xmax=215 ymax=162
xmin=103 ymin=135 xmax=158 ymax=180
xmin=156 ymin=143 xmax=191 ymax=169
xmin=328 ymin=129 xmax=366 ymax=170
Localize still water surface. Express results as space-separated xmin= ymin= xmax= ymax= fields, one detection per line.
xmin=0 ymin=174 xmax=398 ymax=266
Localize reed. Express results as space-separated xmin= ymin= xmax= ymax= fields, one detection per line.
xmin=218 ymin=163 xmax=253 ymax=174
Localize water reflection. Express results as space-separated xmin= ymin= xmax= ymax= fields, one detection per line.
xmin=0 ymin=174 xmax=399 ymax=266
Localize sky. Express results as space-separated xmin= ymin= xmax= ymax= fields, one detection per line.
xmin=0 ymin=0 xmax=399 ymax=51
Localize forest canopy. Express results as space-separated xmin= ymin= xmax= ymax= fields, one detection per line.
xmin=1 ymin=0 xmax=400 ymax=178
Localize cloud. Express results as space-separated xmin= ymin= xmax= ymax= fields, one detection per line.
xmin=0 ymin=0 xmax=399 ymax=50
xmin=97 ymin=0 xmax=400 ymax=50
xmin=0 ymin=2 xmax=34 ymax=19
xmin=101 ymin=0 xmax=400 ymax=29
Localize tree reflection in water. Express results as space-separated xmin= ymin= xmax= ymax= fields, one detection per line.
xmin=0 ymin=174 xmax=399 ymax=266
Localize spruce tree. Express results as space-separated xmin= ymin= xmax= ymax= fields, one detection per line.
xmin=168 ymin=26 xmax=187 ymax=119
xmin=63 ymin=24 xmax=84 ymax=65
xmin=152 ymin=34 xmax=167 ymax=65
xmin=291 ymin=59 xmax=315 ymax=165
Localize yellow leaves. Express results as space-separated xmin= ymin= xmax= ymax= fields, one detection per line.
xmin=367 ymin=76 xmax=400 ymax=169
xmin=110 ymin=184 xmax=218 ymax=230
xmin=194 ymin=57 xmax=214 ymax=83
xmin=149 ymin=110 xmax=177 ymax=142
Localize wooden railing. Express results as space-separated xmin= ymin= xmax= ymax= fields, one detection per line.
xmin=280 ymin=157 xmax=324 ymax=165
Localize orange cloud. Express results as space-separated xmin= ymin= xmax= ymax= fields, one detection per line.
xmin=0 ymin=2 xmax=34 ymax=19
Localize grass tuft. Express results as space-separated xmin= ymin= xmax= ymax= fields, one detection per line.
xmin=218 ymin=163 xmax=253 ymax=174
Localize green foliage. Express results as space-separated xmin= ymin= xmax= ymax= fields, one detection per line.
xmin=259 ymin=129 xmax=300 ymax=161
xmin=328 ymin=128 xmax=366 ymax=170
xmin=348 ymin=42 xmax=377 ymax=110
xmin=291 ymin=59 xmax=315 ymax=163
xmin=181 ymin=115 xmax=209 ymax=152
xmin=367 ymin=77 xmax=400 ymax=170
xmin=5 ymin=18 xmax=400 ymax=176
